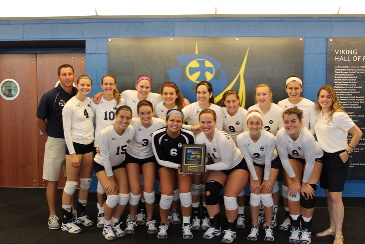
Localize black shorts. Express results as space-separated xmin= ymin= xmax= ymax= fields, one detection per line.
xmin=288 ymin=155 xmax=324 ymax=164
xmin=253 ymin=156 xmax=281 ymax=169
xmin=320 ymin=150 xmax=349 ymax=192
xmin=222 ymin=158 xmax=249 ymax=176
xmin=124 ymin=153 xmax=157 ymax=165
xmin=93 ymin=160 xmax=126 ymax=174
xmin=66 ymin=141 xmax=94 ymax=155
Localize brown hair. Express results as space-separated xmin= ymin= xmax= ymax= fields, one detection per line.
xmin=254 ymin=83 xmax=273 ymax=103
xmin=199 ymin=109 xmax=217 ymax=122
xmin=116 ymin=105 xmax=132 ymax=117
xmin=196 ymin=81 xmax=214 ymax=104
xmin=282 ymin=106 xmax=303 ymax=121
xmin=101 ymin=74 xmax=121 ymax=105
xmin=76 ymin=75 xmax=92 ymax=85
xmin=160 ymin=82 xmax=184 ymax=110
xmin=221 ymin=90 xmax=240 ymax=107
xmin=137 ymin=99 xmax=153 ymax=114
xmin=315 ymin=85 xmax=344 ymax=120
xmin=58 ymin=64 xmax=74 ymax=76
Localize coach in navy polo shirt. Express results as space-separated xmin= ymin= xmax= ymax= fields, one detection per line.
xmin=36 ymin=64 xmax=77 ymax=230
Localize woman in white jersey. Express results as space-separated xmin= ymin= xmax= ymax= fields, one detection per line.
xmin=314 ymin=85 xmax=362 ymax=244
xmin=277 ymin=76 xmax=317 ymax=231
xmin=91 ymin=74 xmax=125 ymax=228
xmin=276 ymin=107 xmax=324 ymax=244
xmin=152 ymin=109 xmax=195 ymax=239
xmin=196 ymin=109 xmax=249 ymax=243
xmin=61 ymin=75 xmax=95 ymax=234
xmin=248 ymin=83 xmax=284 ymax=228
xmin=237 ymin=110 xmax=279 ymax=242
xmin=121 ymin=75 xmax=163 ymax=118
xmin=94 ymin=106 xmax=135 ymax=240
xmin=221 ymin=90 xmax=248 ymax=229
xmin=182 ymin=81 xmax=224 ymax=230
xmin=124 ymin=100 xmax=166 ymax=235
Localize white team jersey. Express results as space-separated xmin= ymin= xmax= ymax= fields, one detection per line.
xmin=182 ymin=102 xmax=224 ymax=130
xmin=248 ymin=103 xmax=284 ymax=135
xmin=94 ymin=125 xmax=135 ymax=177
xmin=127 ymin=117 xmax=166 ymax=159
xmin=237 ymin=130 xmax=277 ymax=181
xmin=91 ymin=97 xmax=125 ymax=147
xmin=63 ymin=96 xmax=94 ymax=155
xmin=121 ymin=90 xmax=163 ymax=118
xmin=314 ymin=111 xmax=355 ymax=153
xmin=278 ymin=98 xmax=317 ymax=134
xmin=154 ymin=102 xmax=177 ymax=119
xmin=195 ymin=128 xmax=243 ymax=171
xmin=222 ymin=107 xmax=248 ymax=143
xmin=276 ymin=127 xmax=323 ymax=183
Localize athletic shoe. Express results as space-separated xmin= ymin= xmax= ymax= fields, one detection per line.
xmin=125 ymin=219 xmax=137 ymax=234
xmin=264 ymin=226 xmax=275 ymax=241
xmin=103 ymin=225 xmax=117 ymax=240
xmin=221 ymin=229 xmax=236 ymax=243
xmin=61 ymin=222 xmax=82 ymax=234
xmin=202 ymin=227 xmax=221 ymax=239
xmin=236 ymin=214 xmax=245 ymax=229
xmin=182 ymin=223 xmax=193 ymax=239
xmin=299 ymin=228 xmax=311 ymax=244
xmin=201 ymin=216 xmax=210 ymax=230
xmin=136 ymin=209 xmax=146 ymax=225
xmin=76 ymin=214 xmax=94 ymax=227
xmin=97 ymin=213 xmax=105 ymax=228
xmin=168 ymin=210 xmax=181 ymax=225
xmin=191 ymin=216 xmax=201 ymax=230
xmin=247 ymin=226 xmax=259 ymax=241
xmin=112 ymin=222 xmax=126 ymax=238
xmin=157 ymin=224 xmax=169 ymax=239
xmin=259 ymin=216 xmax=266 ymax=229
xmin=272 ymin=219 xmax=277 ymax=228
xmin=289 ymin=226 xmax=301 ymax=244
xmin=48 ymin=215 xmax=60 ymax=230
xmin=278 ymin=217 xmax=291 ymax=231
xmin=146 ymin=220 xmax=158 ymax=234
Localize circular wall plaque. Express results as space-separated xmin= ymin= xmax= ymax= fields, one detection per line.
xmin=0 ymin=79 xmax=20 ymax=100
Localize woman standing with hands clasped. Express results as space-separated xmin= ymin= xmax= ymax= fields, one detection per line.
xmin=276 ymin=107 xmax=324 ymax=244
xmin=314 ymin=85 xmax=362 ymax=244
xmin=94 ymin=106 xmax=135 ymax=240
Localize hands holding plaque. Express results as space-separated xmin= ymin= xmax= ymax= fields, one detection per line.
xmin=181 ymin=144 xmax=206 ymax=174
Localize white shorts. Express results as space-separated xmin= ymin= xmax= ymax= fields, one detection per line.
xmin=43 ymin=136 xmax=66 ymax=181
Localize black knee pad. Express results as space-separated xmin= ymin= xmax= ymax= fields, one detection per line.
xmin=205 ymin=180 xmax=223 ymax=206
xmin=300 ymin=184 xmax=317 ymax=209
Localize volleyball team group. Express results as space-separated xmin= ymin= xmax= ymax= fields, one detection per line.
xmin=36 ymin=64 xmax=363 ymax=244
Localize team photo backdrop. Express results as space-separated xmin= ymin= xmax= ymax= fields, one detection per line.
xmin=108 ymin=37 xmax=304 ymax=108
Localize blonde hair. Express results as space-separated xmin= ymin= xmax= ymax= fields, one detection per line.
xmin=101 ymin=74 xmax=121 ymax=105
xmin=254 ymin=83 xmax=273 ymax=103
xmin=315 ymin=85 xmax=345 ymax=120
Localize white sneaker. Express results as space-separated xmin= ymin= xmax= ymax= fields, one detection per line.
xmin=264 ymin=226 xmax=275 ymax=241
xmin=97 ymin=213 xmax=105 ymax=228
xmin=299 ymin=229 xmax=311 ymax=244
xmin=247 ymin=226 xmax=259 ymax=241
xmin=278 ymin=217 xmax=291 ymax=231
xmin=289 ymin=226 xmax=301 ymax=243
xmin=125 ymin=219 xmax=137 ymax=234
xmin=48 ymin=215 xmax=60 ymax=230
xmin=112 ymin=222 xmax=126 ymax=238
xmin=203 ymin=227 xmax=221 ymax=239
xmin=136 ymin=209 xmax=146 ymax=225
xmin=103 ymin=225 xmax=117 ymax=240
xmin=157 ymin=224 xmax=169 ymax=239
xmin=221 ymin=229 xmax=236 ymax=243
xmin=236 ymin=214 xmax=245 ymax=229
xmin=182 ymin=223 xmax=193 ymax=239
xmin=168 ymin=210 xmax=181 ymax=225
xmin=191 ymin=216 xmax=201 ymax=230
xmin=76 ymin=215 xmax=94 ymax=227
xmin=146 ymin=220 xmax=158 ymax=234
xmin=61 ymin=222 xmax=82 ymax=234
xmin=201 ymin=216 xmax=210 ymax=230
